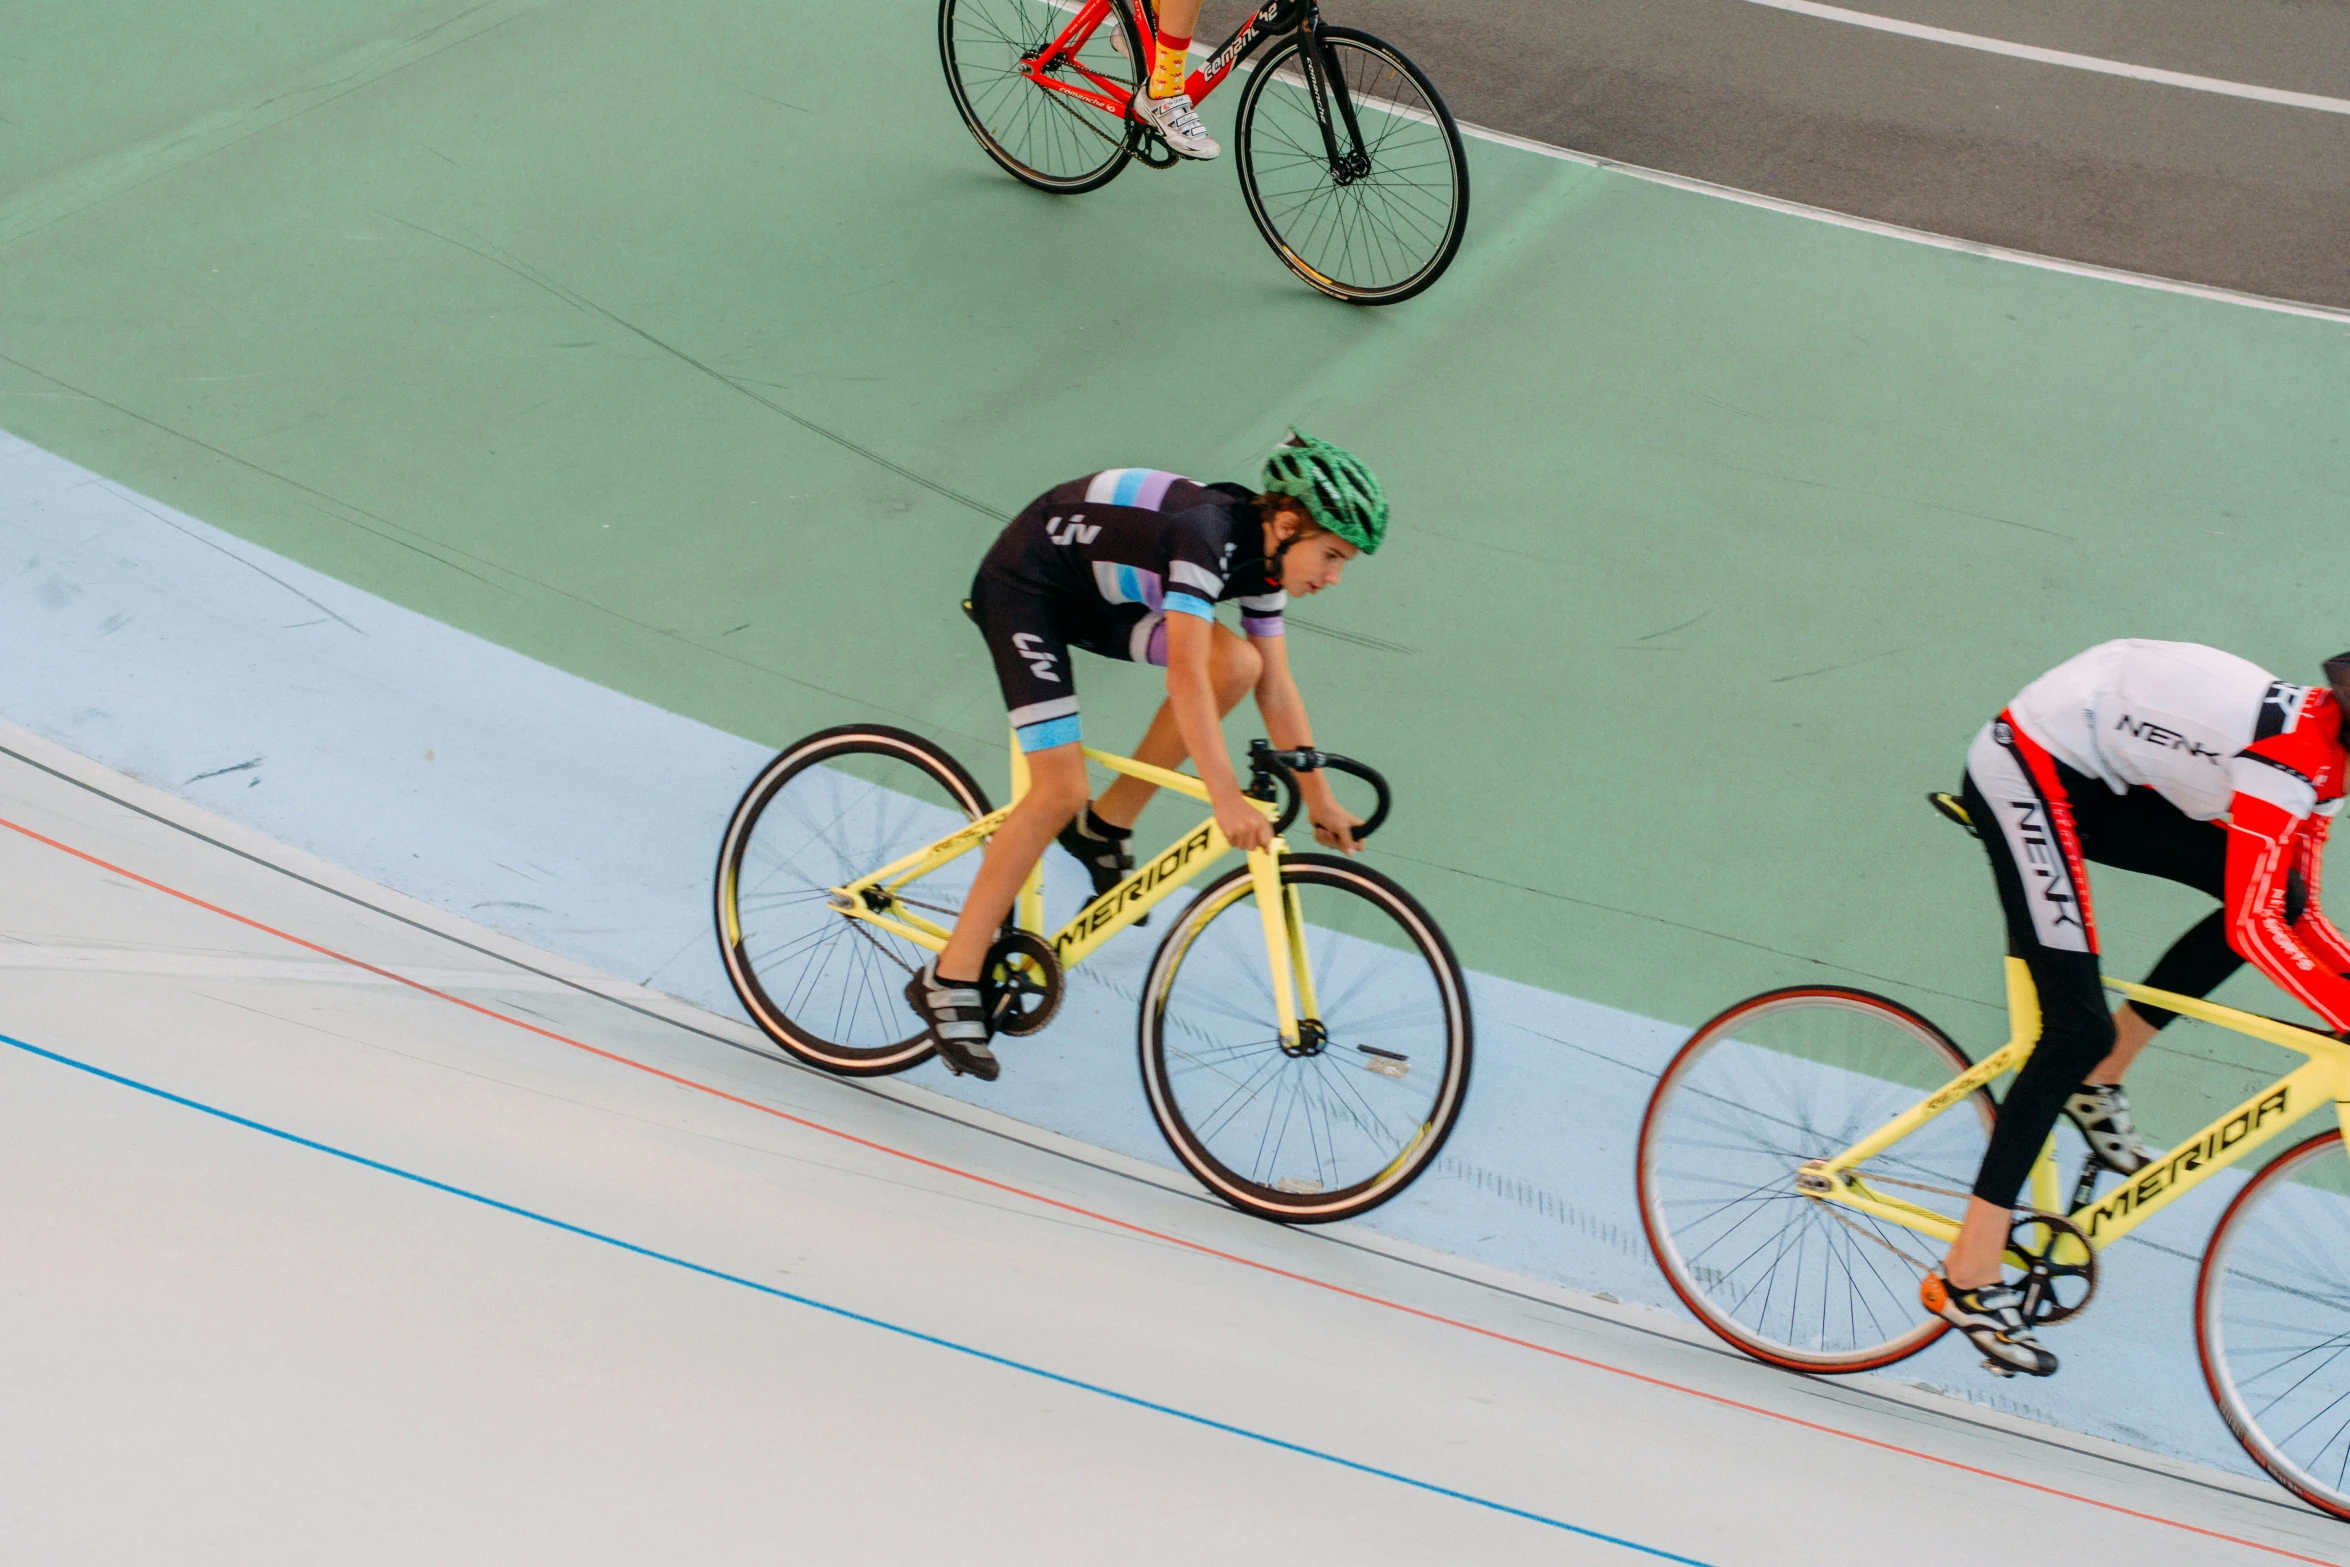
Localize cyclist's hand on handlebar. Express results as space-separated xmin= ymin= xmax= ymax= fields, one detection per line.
xmin=1217 ymin=793 xmax=1274 ymax=854
xmin=1311 ymin=804 xmax=1366 ymax=857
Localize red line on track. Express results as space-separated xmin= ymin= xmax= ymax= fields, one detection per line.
xmin=3 ymin=809 xmax=2330 ymax=1563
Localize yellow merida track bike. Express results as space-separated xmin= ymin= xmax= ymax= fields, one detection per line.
xmin=713 ymin=725 xmax=1471 ymax=1222
xmin=1636 ymin=793 xmax=2350 ymax=1520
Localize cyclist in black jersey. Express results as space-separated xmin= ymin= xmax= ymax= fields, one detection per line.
xmin=907 ymin=433 xmax=1388 ymax=1079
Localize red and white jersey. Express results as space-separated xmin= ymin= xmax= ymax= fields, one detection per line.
xmin=2007 ymin=639 xmax=2350 ymax=1028
xmin=2009 ymin=639 xmax=2346 ymax=822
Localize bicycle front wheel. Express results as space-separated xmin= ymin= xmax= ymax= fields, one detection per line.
xmin=1234 ymin=27 xmax=1469 ymax=304
xmin=1637 ymin=988 xmax=1994 ymax=1372
xmin=715 ymin=725 xmax=990 ymax=1075
xmin=1140 ymin=853 xmax=1471 ymax=1222
xmin=2198 ymin=1129 xmax=2350 ymax=1521
xmin=940 ymin=0 xmax=1142 ymax=193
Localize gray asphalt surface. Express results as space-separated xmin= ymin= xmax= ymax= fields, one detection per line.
xmin=1206 ymin=0 xmax=2350 ymax=308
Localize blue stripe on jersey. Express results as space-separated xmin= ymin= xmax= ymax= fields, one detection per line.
xmin=1165 ymin=592 xmax=1216 ymax=622
xmin=1084 ymin=469 xmax=1182 ymax=509
xmin=1092 ymin=561 xmax=1164 ymax=608
xmin=1016 ymin=714 xmax=1082 ymax=752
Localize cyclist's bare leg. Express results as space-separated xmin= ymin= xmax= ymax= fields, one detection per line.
xmin=1156 ymin=0 xmax=1203 ymax=34
xmin=1150 ymin=0 xmax=1202 ymax=85
xmin=1944 ymin=1197 xmax=2014 ymax=1290
xmin=2085 ymin=1001 xmax=2158 ymax=1085
xmin=1093 ymin=624 xmax=1262 ymax=829
xmin=937 ymin=743 xmax=1089 ymax=982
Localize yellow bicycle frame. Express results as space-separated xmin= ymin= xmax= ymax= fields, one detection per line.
xmin=827 ymin=734 xmax=1313 ymax=1046
xmin=1807 ymin=956 xmax=2350 ymax=1252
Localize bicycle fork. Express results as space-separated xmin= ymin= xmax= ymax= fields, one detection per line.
xmin=1248 ymin=846 xmax=1319 ymax=1049
xmin=1297 ymin=21 xmax=1370 ymax=179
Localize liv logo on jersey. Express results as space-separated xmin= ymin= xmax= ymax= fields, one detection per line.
xmin=1046 ymin=515 xmax=1101 ymax=547
xmin=1010 ymin=632 xmax=1061 ymax=682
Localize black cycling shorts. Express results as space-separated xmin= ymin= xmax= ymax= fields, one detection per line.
xmin=967 ymin=569 xmax=1170 ymax=754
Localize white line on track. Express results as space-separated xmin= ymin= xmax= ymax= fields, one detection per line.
xmin=1035 ymin=0 xmax=2350 ymax=321
xmin=1170 ymin=19 xmax=2350 ymax=323
xmin=1735 ymin=0 xmax=2350 ymax=116
xmin=1450 ymin=119 xmax=2350 ymax=326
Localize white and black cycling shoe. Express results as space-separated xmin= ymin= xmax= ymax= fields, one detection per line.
xmin=1057 ymin=807 xmax=1141 ymax=921
xmin=1923 ymin=1273 xmax=2059 ymax=1378
xmin=2064 ymin=1082 xmax=2151 ymax=1174
xmin=905 ymin=961 xmax=1000 ymax=1081
xmin=1130 ymin=87 xmax=1220 ymax=160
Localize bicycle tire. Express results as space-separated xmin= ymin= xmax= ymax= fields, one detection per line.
xmin=715 ymin=725 xmax=991 ymax=1076
xmin=1139 ymin=853 xmax=1471 ymax=1222
xmin=940 ymin=0 xmax=1142 ymax=194
xmin=2197 ymin=1128 xmax=2350 ymax=1520
xmin=1637 ymin=987 xmax=1994 ymax=1372
xmin=1233 ymin=27 xmax=1469 ymax=305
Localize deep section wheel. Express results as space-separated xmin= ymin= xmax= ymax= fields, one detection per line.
xmin=1637 ymin=987 xmax=1994 ymax=1371
xmin=1233 ymin=27 xmax=1468 ymax=304
xmin=2198 ymin=1129 xmax=2350 ymax=1521
xmin=940 ymin=0 xmax=1142 ymax=193
xmin=1140 ymin=853 xmax=1470 ymax=1222
xmin=715 ymin=726 xmax=989 ymax=1075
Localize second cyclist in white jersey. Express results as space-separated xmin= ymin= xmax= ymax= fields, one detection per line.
xmin=1932 ymin=639 xmax=2350 ymax=1375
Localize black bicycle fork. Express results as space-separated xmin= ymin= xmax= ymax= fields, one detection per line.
xmin=1127 ymin=0 xmax=1370 ymax=177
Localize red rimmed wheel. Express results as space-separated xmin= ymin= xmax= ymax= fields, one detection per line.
xmin=1637 ymin=986 xmax=1994 ymax=1372
xmin=2197 ymin=1128 xmax=2350 ymax=1520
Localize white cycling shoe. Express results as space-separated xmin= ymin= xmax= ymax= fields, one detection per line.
xmin=1923 ymin=1273 xmax=2058 ymax=1378
xmin=1131 ymin=87 xmax=1220 ymax=160
xmin=2065 ymin=1082 xmax=2151 ymax=1174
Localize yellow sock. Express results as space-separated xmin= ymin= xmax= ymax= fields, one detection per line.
xmin=1149 ymin=33 xmax=1189 ymax=98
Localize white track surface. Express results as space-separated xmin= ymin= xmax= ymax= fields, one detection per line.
xmin=1 ymin=725 xmax=2341 ymax=1566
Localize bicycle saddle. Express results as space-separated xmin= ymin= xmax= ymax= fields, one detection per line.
xmin=1929 ymin=791 xmax=1977 ymax=837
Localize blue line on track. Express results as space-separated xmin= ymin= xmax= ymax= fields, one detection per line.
xmin=4 ymin=1029 xmax=1712 ymax=1565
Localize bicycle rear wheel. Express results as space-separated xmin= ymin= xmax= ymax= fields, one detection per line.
xmin=1637 ymin=987 xmax=1994 ymax=1371
xmin=2198 ymin=1129 xmax=2350 ymax=1521
xmin=1233 ymin=27 xmax=1469 ymax=304
xmin=1139 ymin=854 xmax=1471 ymax=1222
xmin=715 ymin=726 xmax=989 ymax=1075
xmin=940 ymin=0 xmax=1142 ymax=193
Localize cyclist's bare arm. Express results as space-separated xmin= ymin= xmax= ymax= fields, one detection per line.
xmin=1166 ymin=613 xmax=1269 ymax=852
xmin=1252 ymin=633 xmax=1363 ymax=854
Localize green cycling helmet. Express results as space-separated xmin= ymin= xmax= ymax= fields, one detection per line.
xmin=1259 ymin=430 xmax=1387 ymax=554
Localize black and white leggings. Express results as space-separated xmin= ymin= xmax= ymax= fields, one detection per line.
xmin=1958 ymin=715 xmax=2300 ymax=1205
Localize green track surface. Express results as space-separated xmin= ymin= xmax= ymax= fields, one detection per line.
xmin=7 ymin=0 xmax=2349 ymax=1141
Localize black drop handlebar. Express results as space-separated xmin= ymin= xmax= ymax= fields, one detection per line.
xmin=1245 ymin=739 xmax=1392 ymax=842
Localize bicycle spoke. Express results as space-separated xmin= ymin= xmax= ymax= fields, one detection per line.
xmin=723 ymin=741 xmax=982 ymax=1064
xmin=1238 ymin=36 xmax=1465 ymax=300
xmin=1147 ymin=861 xmax=1465 ymax=1213
xmin=946 ymin=0 xmax=1135 ymax=190
xmin=1640 ymin=990 xmax=1986 ymax=1368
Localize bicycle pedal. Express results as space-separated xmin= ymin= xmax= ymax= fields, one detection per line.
xmin=1980 ymin=1359 xmax=2019 ymax=1378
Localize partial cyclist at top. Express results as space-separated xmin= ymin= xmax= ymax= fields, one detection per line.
xmin=1930 ymin=638 xmax=2350 ymax=1376
xmin=938 ymin=0 xmax=1471 ymax=302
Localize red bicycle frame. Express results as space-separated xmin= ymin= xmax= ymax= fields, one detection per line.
xmin=1025 ymin=0 xmax=1321 ymax=122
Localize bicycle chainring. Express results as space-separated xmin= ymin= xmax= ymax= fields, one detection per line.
xmin=983 ymin=930 xmax=1063 ymax=1038
xmin=1133 ymin=128 xmax=1180 ymax=171
xmin=2007 ymin=1209 xmax=2098 ymax=1327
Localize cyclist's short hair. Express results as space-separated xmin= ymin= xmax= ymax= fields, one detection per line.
xmin=2327 ymin=651 xmax=2350 ymax=697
